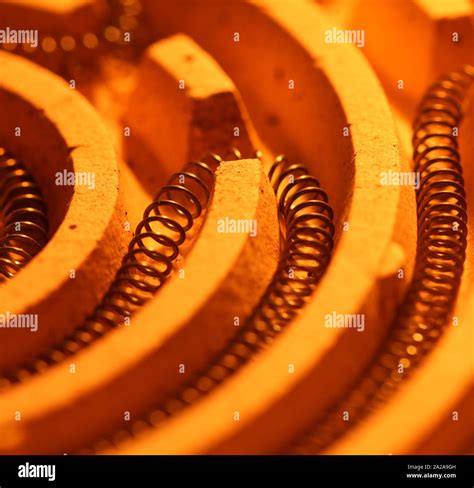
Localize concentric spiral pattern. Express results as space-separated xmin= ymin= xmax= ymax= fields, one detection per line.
xmin=80 ymin=155 xmax=336 ymax=452
xmin=291 ymin=65 xmax=474 ymax=453
xmin=0 ymin=0 xmax=471 ymax=461
xmin=0 ymin=152 xmax=227 ymax=386
xmin=0 ymin=148 xmax=48 ymax=282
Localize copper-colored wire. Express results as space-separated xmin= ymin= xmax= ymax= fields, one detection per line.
xmin=0 ymin=151 xmax=232 ymax=387
xmin=0 ymin=148 xmax=48 ymax=282
xmin=81 ymin=155 xmax=335 ymax=453
xmin=289 ymin=65 xmax=473 ymax=453
xmin=0 ymin=0 xmax=147 ymax=78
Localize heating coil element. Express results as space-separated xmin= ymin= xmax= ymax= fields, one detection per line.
xmin=0 ymin=148 xmax=48 ymax=283
xmin=290 ymin=64 xmax=473 ymax=453
xmin=0 ymin=135 xmax=336 ymax=451
xmin=0 ymin=151 xmax=228 ymax=386
xmin=1 ymin=150 xmax=336 ymax=417
xmin=1 ymin=61 xmax=471 ymax=454
xmin=79 ymin=154 xmax=336 ymax=452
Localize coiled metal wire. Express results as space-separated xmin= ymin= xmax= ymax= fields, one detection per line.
xmin=289 ymin=64 xmax=473 ymax=453
xmin=0 ymin=148 xmax=48 ymax=282
xmin=0 ymin=152 xmax=229 ymax=387
xmin=83 ymin=155 xmax=335 ymax=452
xmin=0 ymin=0 xmax=147 ymax=79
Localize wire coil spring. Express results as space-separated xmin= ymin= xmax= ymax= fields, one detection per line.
xmin=290 ymin=65 xmax=473 ymax=453
xmin=258 ymin=155 xmax=334 ymax=339
xmin=0 ymin=0 xmax=147 ymax=79
xmin=83 ymin=153 xmax=223 ymax=331
xmin=83 ymin=155 xmax=335 ymax=452
xmin=0 ymin=148 xmax=48 ymax=282
xmin=1 ymin=151 xmax=232 ymax=386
